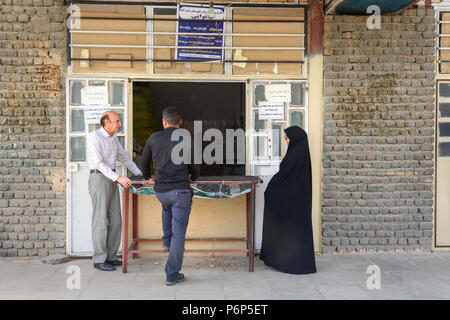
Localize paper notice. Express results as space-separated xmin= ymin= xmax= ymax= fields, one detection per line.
xmin=233 ymin=49 xmax=248 ymax=68
xmin=84 ymin=105 xmax=111 ymax=125
xmin=258 ymin=102 xmax=285 ymax=120
xmin=265 ymin=84 xmax=291 ymax=102
xmin=81 ymin=85 xmax=108 ymax=105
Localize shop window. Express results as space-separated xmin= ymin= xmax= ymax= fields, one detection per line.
xmin=133 ymin=81 xmax=245 ymax=176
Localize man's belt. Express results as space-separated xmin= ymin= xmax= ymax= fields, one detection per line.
xmin=90 ymin=169 xmax=115 ymax=174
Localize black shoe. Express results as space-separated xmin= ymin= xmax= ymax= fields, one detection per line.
xmin=94 ymin=262 xmax=115 ymax=271
xmin=166 ymin=272 xmax=185 ymax=286
xmin=106 ymin=260 xmax=122 ymax=266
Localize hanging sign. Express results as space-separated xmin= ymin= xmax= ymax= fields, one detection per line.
xmin=265 ymin=84 xmax=291 ymax=103
xmin=81 ymin=85 xmax=108 ymax=105
xmin=84 ymin=105 xmax=111 ymax=125
xmin=176 ymin=3 xmax=225 ymax=61
xmin=258 ymin=102 xmax=285 ymax=120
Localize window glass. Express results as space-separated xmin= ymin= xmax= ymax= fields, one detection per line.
xmin=290 ymin=110 xmax=304 ymax=129
xmin=88 ymin=80 xmax=105 ymax=86
xmin=70 ymin=81 xmax=85 ymax=105
xmin=112 ymin=109 xmax=124 ymax=134
xmin=118 ymin=136 xmax=125 ymax=148
xmin=70 ymin=137 xmax=86 ymax=161
xmin=439 ymin=142 xmax=450 ymax=157
xmin=254 ymin=84 xmax=266 ymax=107
xmin=290 ymin=83 xmax=304 ymax=106
xmin=271 ymin=123 xmax=287 ymax=159
xmin=70 ymin=109 xmax=85 ymax=133
xmin=253 ymin=110 xmax=265 ymax=133
xmin=439 ymin=103 xmax=450 ymax=118
xmin=110 ymin=82 xmax=124 ymax=106
xmin=439 ymin=83 xmax=450 ymax=98
xmin=439 ymin=122 xmax=450 ymax=137
xmin=254 ymin=136 xmax=268 ymax=159
xmin=89 ymin=124 xmax=101 ymax=132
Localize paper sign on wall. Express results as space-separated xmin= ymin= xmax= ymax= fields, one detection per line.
xmin=258 ymin=102 xmax=285 ymax=120
xmin=265 ymin=84 xmax=291 ymax=103
xmin=81 ymin=86 xmax=108 ymax=105
xmin=84 ymin=106 xmax=111 ymax=124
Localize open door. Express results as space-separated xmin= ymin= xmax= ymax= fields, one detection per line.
xmin=66 ymin=78 xmax=128 ymax=256
xmin=247 ymin=80 xmax=308 ymax=251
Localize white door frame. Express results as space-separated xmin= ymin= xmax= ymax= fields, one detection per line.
xmin=65 ymin=76 xmax=128 ymax=256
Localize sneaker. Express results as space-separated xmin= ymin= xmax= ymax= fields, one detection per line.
xmin=166 ymin=272 xmax=185 ymax=286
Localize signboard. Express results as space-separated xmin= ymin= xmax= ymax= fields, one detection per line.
xmin=265 ymin=84 xmax=291 ymax=103
xmin=258 ymin=102 xmax=285 ymax=120
xmin=176 ymin=4 xmax=224 ymax=61
xmin=84 ymin=106 xmax=111 ymax=124
xmin=81 ymin=85 xmax=108 ymax=105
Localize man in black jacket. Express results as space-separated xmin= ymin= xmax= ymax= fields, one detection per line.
xmin=141 ymin=107 xmax=200 ymax=286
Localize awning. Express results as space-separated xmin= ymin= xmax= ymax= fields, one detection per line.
xmin=326 ymin=0 xmax=420 ymax=14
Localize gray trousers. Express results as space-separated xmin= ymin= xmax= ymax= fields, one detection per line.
xmin=155 ymin=189 xmax=192 ymax=278
xmin=88 ymin=173 xmax=122 ymax=264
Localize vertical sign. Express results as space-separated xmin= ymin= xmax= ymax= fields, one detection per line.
xmin=176 ymin=3 xmax=224 ymax=61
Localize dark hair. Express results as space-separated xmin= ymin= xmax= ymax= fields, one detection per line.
xmin=162 ymin=106 xmax=181 ymax=125
xmin=100 ymin=113 xmax=110 ymax=127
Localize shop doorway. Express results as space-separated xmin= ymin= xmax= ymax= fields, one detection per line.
xmin=133 ymin=81 xmax=246 ymax=176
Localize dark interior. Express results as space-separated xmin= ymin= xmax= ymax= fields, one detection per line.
xmin=133 ymin=81 xmax=246 ymax=176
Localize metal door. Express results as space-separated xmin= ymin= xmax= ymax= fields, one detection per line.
xmin=66 ymin=78 xmax=128 ymax=255
xmin=247 ymin=80 xmax=308 ymax=250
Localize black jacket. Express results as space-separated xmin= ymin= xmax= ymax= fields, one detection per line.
xmin=141 ymin=127 xmax=200 ymax=193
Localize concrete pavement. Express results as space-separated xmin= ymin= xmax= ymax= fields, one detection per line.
xmin=1 ymin=252 xmax=450 ymax=300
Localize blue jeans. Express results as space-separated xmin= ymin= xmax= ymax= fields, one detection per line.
xmin=156 ymin=189 xmax=192 ymax=278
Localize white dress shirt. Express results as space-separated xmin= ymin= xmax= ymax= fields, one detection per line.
xmin=87 ymin=127 xmax=142 ymax=182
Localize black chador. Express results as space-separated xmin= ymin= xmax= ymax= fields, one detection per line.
xmin=260 ymin=126 xmax=316 ymax=274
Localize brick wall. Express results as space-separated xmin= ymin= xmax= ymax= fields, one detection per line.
xmin=322 ymin=8 xmax=436 ymax=253
xmin=0 ymin=0 xmax=66 ymax=257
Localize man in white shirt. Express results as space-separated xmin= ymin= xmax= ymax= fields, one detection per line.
xmin=87 ymin=111 xmax=142 ymax=271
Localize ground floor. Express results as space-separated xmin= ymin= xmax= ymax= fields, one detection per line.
xmin=2 ymin=252 xmax=450 ymax=299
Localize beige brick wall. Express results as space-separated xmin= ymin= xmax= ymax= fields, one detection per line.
xmin=322 ymin=7 xmax=436 ymax=253
xmin=0 ymin=0 xmax=66 ymax=257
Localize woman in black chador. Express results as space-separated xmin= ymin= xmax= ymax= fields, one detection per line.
xmin=260 ymin=125 xmax=316 ymax=274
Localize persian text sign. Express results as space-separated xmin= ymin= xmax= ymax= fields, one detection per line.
xmin=84 ymin=106 xmax=111 ymax=124
xmin=265 ymin=84 xmax=291 ymax=103
xmin=176 ymin=4 xmax=224 ymax=61
xmin=258 ymin=102 xmax=285 ymax=120
xmin=81 ymin=85 xmax=108 ymax=105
